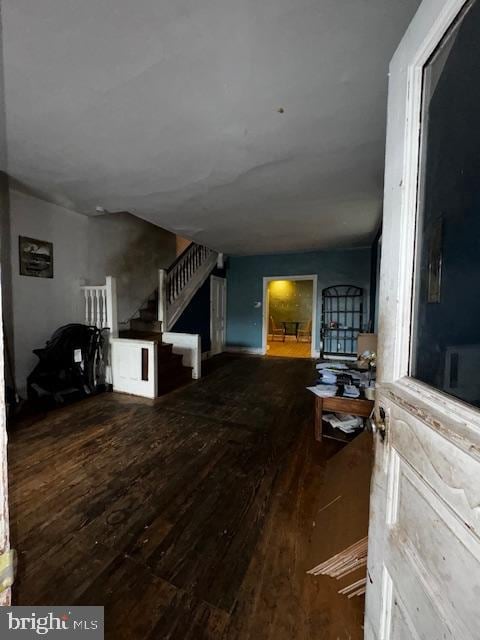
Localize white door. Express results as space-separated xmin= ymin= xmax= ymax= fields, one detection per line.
xmin=210 ymin=276 xmax=226 ymax=356
xmin=366 ymin=1 xmax=480 ymax=638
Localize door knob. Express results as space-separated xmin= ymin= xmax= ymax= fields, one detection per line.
xmin=367 ymin=406 xmax=387 ymax=442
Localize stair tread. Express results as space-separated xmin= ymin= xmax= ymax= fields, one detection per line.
xmin=119 ymin=330 xmax=162 ymax=342
xmin=158 ymin=359 xmax=185 ymax=372
xmin=158 ymin=363 xmax=193 ymax=373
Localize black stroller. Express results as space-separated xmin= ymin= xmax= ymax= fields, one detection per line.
xmin=27 ymin=323 xmax=108 ymax=403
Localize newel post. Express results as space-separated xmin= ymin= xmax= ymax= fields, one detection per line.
xmin=105 ymin=276 xmax=118 ymax=338
xmin=158 ymin=269 xmax=168 ymax=328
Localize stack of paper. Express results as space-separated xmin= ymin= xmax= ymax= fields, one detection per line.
xmin=319 ymin=369 xmax=338 ymax=385
xmin=323 ymin=413 xmax=363 ymax=433
xmin=307 ymin=385 xmax=338 ymax=398
xmin=316 ymin=362 xmax=348 ymax=371
xmin=343 ymin=385 xmax=360 ymax=398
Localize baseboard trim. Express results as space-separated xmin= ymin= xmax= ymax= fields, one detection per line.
xmin=226 ymin=346 xmax=264 ymax=356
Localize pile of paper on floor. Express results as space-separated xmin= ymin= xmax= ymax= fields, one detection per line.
xmin=323 ymin=413 xmax=363 ymax=433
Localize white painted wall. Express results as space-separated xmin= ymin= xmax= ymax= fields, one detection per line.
xmin=10 ymin=190 xmax=88 ymax=393
xmin=176 ymin=236 xmax=192 ymax=257
xmin=87 ymin=212 xmax=176 ymax=326
xmin=9 ymin=191 xmax=177 ymax=393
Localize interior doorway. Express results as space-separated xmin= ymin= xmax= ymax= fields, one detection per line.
xmin=262 ymin=275 xmax=317 ymax=359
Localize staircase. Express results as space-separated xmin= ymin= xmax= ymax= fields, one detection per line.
xmin=158 ymin=243 xmax=218 ymax=330
xmin=119 ymin=242 xmax=219 ymax=395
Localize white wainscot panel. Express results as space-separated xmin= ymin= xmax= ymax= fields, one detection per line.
xmin=111 ymin=339 xmax=157 ymax=398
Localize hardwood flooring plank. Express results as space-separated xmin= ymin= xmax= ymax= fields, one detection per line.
xmin=267 ymin=340 xmax=312 ymax=359
xmin=8 ymin=354 xmax=363 ymax=639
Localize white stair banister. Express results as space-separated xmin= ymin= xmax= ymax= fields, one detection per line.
xmin=158 ymin=269 xmax=168 ymax=325
xmin=80 ymin=276 xmax=118 ymax=386
xmin=80 ymin=277 xmax=117 ymax=333
xmin=159 ymin=243 xmax=217 ymax=330
xmin=83 ymin=288 xmax=90 ymax=325
xmin=105 ymin=276 xmax=118 ymax=337
xmin=81 ymin=285 xmax=106 ymax=328
xmin=129 ymin=243 xmax=219 ymax=334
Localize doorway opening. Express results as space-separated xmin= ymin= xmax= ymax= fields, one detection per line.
xmin=262 ymin=275 xmax=317 ymax=359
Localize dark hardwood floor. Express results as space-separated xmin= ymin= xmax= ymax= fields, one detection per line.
xmin=8 ymin=355 xmax=364 ymax=639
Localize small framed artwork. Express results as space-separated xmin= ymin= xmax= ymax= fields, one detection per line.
xmin=19 ymin=236 xmax=54 ymax=278
xmin=427 ymin=219 xmax=442 ymax=303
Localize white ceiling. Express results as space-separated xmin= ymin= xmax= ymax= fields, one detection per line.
xmin=3 ymin=0 xmax=420 ymax=255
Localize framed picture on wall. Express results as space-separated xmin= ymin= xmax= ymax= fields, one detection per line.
xmin=19 ymin=236 xmax=54 ymax=278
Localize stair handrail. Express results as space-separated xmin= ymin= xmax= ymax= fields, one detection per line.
xmin=119 ymin=241 xmax=215 ymax=330
xmin=166 ymin=240 xmax=194 ymax=274
xmin=122 ymin=242 xmax=197 ymax=326
xmin=166 ymin=243 xmax=213 ymax=305
xmin=158 ymin=243 xmax=215 ymax=326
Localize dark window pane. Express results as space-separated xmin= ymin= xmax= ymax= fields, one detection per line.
xmin=411 ymin=0 xmax=480 ymax=407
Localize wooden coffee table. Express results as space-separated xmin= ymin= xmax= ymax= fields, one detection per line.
xmin=314 ymin=395 xmax=374 ymax=442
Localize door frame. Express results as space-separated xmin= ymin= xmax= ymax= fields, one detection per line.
xmin=210 ymin=275 xmax=227 ymax=356
xmin=262 ymin=274 xmax=318 ymax=358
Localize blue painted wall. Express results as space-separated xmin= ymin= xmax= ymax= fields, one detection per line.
xmin=226 ymin=248 xmax=371 ymax=352
xmin=172 ymin=266 xmax=226 ymax=353
xmin=172 ymin=276 xmax=212 ymax=352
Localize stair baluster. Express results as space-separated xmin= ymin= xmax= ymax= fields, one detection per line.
xmin=155 ymin=242 xmax=217 ymax=331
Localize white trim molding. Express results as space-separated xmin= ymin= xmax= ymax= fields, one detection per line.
xmin=262 ymin=274 xmax=318 ymax=358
